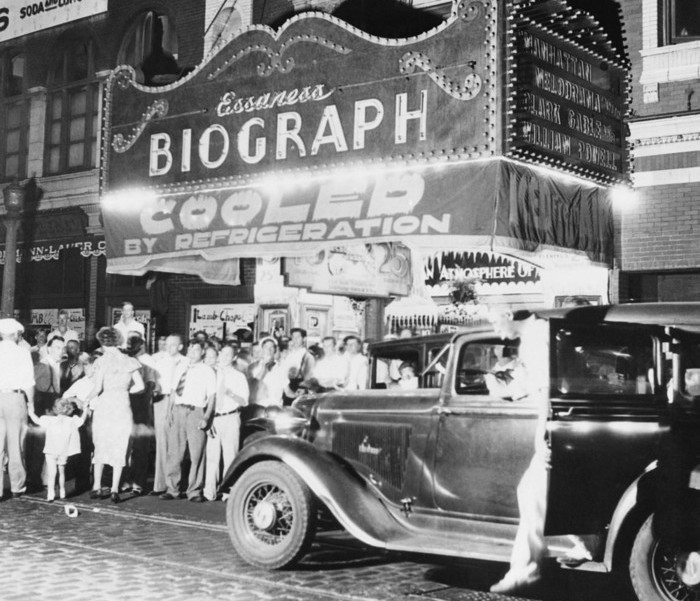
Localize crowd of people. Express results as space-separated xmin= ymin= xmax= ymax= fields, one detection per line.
xmin=0 ymin=301 xmax=376 ymax=504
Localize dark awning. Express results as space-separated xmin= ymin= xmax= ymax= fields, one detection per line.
xmin=101 ymin=159 xmax=612 ymax=285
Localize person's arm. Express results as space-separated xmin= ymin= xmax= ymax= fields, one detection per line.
xmin=27 ymin=405 xmax=41 ymax=426
xmin=76 ymin=409 xmax=89 ymax=426
xmin=227 ymin=371 xmax=249 ymax=407
xmin=129 ymin=367 xmax=145 ymax=394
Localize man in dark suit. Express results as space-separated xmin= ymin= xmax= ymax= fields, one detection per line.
xmin=60 ymin=339 xmax=84 ymax=394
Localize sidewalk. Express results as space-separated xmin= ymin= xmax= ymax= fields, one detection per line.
xmin=23 ymin=483 xmax=228 ymax=528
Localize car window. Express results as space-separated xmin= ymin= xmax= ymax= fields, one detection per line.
xmin=455 ymin=339 xmax=519 ymax=395
xmin=371 ymin=350 xmax=420 ymax=389
xmin=674 ymin=335 xmax=700 ymax=399
xmin=554 ymin=325 xmax=654 ymax=397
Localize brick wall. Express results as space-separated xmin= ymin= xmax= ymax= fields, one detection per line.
xmin=620 ymin=182 xmax=700 ymax=271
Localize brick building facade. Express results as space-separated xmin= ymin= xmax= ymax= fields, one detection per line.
xmin=616 ymin=0 xmax=700 ymax=302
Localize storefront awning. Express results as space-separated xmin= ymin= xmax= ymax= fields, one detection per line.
xmin=101 ymin=158 xmax=613 ymax=285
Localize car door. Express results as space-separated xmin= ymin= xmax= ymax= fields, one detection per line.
xmin=546 ymin=321 xmax=669 ymax=535
xmin=430 ymin=333 xmax=540 ymax=519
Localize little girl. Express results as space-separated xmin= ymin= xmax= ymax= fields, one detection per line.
xmin=29 ymin=397 xmax=88 ymax=501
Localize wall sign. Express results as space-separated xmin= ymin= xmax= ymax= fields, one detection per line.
xmin=0 ymin=239 xmax=105 ymax=264
xmin=425 ymin=250 xmax=542 ymax=296
xmin=189 ymin=303 xmax=256 ymax=339
xmin=284 ymin=243 xmax=411 ymax=298
xmin=0 ymin=0 xmax=108 ymax=43
xmin=30 ymin=308 xmax=86 ymax=340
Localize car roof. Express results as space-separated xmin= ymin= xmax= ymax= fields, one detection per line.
xmin=370 ymin=303 xmax=700 ymax=351
xmin=533 ymin=302 xmax=700 ymax=331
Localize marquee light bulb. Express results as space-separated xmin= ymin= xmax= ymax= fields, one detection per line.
xmin=610 ymin=185 xmax=636 ymax=210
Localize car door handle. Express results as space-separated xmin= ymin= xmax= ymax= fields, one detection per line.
xmin=553 ymin=407 xmax=575 ymax=418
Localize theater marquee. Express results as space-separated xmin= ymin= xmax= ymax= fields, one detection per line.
xmin=505 ymin=0 xmax=628 ymax=184
xmin=100 ymin=0 xmax=622 ymax=281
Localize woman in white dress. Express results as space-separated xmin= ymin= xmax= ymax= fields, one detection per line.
xmin=89 ymin=327 xmax=144 ymax=503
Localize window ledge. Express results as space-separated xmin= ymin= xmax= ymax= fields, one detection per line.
xmin=640 ymin=41 xmax=700 ymax=84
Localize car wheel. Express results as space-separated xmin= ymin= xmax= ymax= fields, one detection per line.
xmin=226 ymin=460 xmax=316 ymax=569
xmin=630 ymin=515 xmax=694 ymax=601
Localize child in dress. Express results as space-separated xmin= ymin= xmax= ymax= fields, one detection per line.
xmin=28 ymin=397 xmax=88 ymax=501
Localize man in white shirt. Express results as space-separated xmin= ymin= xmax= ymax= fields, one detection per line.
xmin=312 ymin=336 xmax=348 ymax=390
xmin=203 ymin=344 xmax=249 ymax=501
xmin=47 ymin=310 xmax=79 ymax=345
xmin=161 ymin=339 xmax=216 ymax=502
xmin=114 ymin=302 xmax=145 ymax=349
xmin=487 ymin=309 xmax=552 ymax=595
xmin=0 ymin=318 xmax=35 ymax=500
xmin=34 ymin=337 xmax=65 ymax=415
xmin=147 ymin=334 xmax=187 ymax=495
xmin=281 ymin=328 xmax=315 ymax=404
xmin=344 ymin=335 xmax=368 ymax=390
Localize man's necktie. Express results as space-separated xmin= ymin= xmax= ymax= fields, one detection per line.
xmin=174 ymin=367 xmax=188 ymax=396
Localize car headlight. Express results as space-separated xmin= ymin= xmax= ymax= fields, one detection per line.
xmin=265 ymin=406 xmax=310 ymax=434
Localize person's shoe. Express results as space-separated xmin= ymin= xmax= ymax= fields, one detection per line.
xmin=131 ymin=487 xmax=143 ymax=496
xmin=149 ymin=490 xmax=165 ymax=496
xmin=221 ymin=493 xmax=229 ymax=502
xmin=490 ymin=569 xmax=541 ymax=594
xmin=159 ymin=492 xmax=175 ymax=500
xmin=47 ymin=494 xmax=55 ymax=503
xmin=11 ymin=492 xmax=24 ymax=499
xmin=89 ymin=489 xmax=101 ymax=499
xmin=110 ymin=492 xmax=120 ymax=504
xmin=557 ymin=537 xmax=594 ymax=568
xmin=189 ymin=495 xmax=206 ymax=503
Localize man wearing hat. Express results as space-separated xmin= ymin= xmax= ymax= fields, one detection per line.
xmin=0 ymin=318 xmax=35 ymax=500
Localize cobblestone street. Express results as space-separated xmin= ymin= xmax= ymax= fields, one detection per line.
xmin=0 ymin=495 xmax=633 ymax=601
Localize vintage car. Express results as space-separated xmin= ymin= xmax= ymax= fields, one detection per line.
xmin=221 ymin=303 xmax=700 ymax=601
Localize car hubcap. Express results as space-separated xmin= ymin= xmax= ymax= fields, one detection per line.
xmin=652 ymin=544 xmax=700 ymax=601
xmin=245 ymin=483 xmax=293 ymax=545
xmin=252 ymin=501 xmax=276 ymax=530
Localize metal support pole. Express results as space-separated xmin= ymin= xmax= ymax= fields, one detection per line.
xmin=0 ymin=216 xmax=20 ymax=318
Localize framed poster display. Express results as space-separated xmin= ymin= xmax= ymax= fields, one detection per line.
xmin=259 ymin=305 xmax=289 ymax=338
xmin=301 ymin=306 xmax=330 ymax=344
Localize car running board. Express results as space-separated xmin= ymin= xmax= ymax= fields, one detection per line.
xmin=385 ymin=532 xmax=608 ymax=573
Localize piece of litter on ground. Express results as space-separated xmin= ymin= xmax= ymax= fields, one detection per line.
xmin=65 ymin=505 xmax=79 ymax=518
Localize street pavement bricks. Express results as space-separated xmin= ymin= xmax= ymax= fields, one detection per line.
xmin=0 ymin=496 xmax=629 ymax=601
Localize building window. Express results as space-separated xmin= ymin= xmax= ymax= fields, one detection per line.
xmin=119 ymin=11 xmax=180 ymax=85
xmin=0 ymin=52 xmax=28 ymax=181
xmin=666 ymin=0 xmax=700 ymax=43
xmin=45 ymin=39 xmax=99 ymax=174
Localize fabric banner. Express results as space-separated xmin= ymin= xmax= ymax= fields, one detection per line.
xmin=102 ymin=159 xmax=613 ymax=283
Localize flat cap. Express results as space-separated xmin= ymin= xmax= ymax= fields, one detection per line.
xmin=0 ymin=318 xmax=24 ymax=336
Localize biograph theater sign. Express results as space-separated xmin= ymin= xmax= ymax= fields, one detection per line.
xmin=101 ymin=0 xmax=498 ymax=274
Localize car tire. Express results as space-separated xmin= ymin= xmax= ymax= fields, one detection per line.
xmin=226 ymin=460 xmax=316 ymax=569
xmin=630 ymin=514 xmax=690 ymax=601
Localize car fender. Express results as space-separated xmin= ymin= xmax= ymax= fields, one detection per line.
xmin=603 ymin=461 xmax=658 ymax=570
xmin=221 ymin=435 xmax=406 ymax=549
